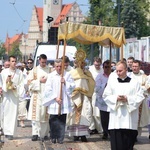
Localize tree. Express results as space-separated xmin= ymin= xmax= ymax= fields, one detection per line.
xmin=88 ymin=0 xmax=117 ymax=26
xmin=74 ymin=0 xmax=149 ymax=61
xmin=136 ymin=0 xmax=150 ymax=37
xmin=121 ymin=0 xmax=150 ymax=38
xmin=8 ymin=43 xmax=22 ymax=61
xmin=83 ymin=0 xmax=118 ymax=62
xmin=0 ymin=41 xmax=6 ymax=60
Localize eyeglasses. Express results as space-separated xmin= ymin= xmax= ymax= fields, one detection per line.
xmin=104 ymin=66 xmax=110 ymax=68
xmin=27 ymin=62 xmax=33 ymax=64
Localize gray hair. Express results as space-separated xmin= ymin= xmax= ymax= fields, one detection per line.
xmin=54 ymin=59 xmax=62 ymax=64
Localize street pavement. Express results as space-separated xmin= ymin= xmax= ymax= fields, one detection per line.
xmin=1 ymin=121 xmax=150 ymax=150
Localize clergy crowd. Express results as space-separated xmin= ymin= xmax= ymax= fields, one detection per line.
xmin=0 ymin=51 xmax=150 ymax=150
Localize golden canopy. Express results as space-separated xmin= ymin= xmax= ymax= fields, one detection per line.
xmin=58 ymin=22 xmax=126 ymax=48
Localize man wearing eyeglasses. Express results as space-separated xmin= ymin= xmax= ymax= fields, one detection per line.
xmin=27 ymin=54 xmax=50 ymax=141
xmin=95 ymin=60 xmax=111 ymax=140
xmin=25 ymin=59 xmax=34 ymax=113
xmin=26 ymin=59 xmax=34 ymax=73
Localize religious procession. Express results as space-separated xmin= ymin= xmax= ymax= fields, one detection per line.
xmin=0 ymin=23 xmax=150 ymax=150
xmin=0 ymin=49 xmax=150 ymax=150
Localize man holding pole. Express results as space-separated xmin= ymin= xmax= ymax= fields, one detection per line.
xmin=43 ymin=59 xmax=75 ymax=144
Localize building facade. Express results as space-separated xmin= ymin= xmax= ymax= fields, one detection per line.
xmin=4 ymin=1 xmax=86 ymax=60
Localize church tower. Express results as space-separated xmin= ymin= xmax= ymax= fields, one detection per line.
xmin=43 ymin=0 xmax=62 ymax=42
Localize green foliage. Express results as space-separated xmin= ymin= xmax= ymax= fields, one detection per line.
xmin=89 ymin=0 xmax=117 ymax=26
xmin=121 ymin=0 xmax=150 ymax=38
xmin=88 ymin=0 xmax=150 ymax=38
xmin=0 ymin=42 xmax=6 ymax=60
xmin=83 ymin=0 xmax=117 ymax=62
xmin=8 ymin=43 xmax=22 ymax=61
xmin=66 ymin=0 xmax=150 ymax=62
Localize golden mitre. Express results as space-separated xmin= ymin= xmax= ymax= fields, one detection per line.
xmin=74 ymin=49 xmax=86 ymax=68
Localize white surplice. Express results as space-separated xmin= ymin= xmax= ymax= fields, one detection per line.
xmin=43 ymin=70 xmax=75 ymax=114
xmin=103 ymin=77 xmax=144 ymax=130
xmin=0 ymin=68 xmax=24 ymax=136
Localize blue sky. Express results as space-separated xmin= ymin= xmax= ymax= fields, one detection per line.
xmin=0 ymin=0 xmax=89 ymax=42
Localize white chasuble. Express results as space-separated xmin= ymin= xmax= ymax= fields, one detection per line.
xmin=1 ymin=68 xmax=24 ymax=135
xmin=27 ymin=66 xmax=50 ymax=122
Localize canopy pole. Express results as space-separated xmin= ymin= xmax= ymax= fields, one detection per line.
xmin=58 ymin=39 xmax=67 ymax=115
xmin=100 ymin=45 xmax=103 ymax=61
xmin=56 ymin=40 xmax=60 ymax=59
xmin=120 ymin=44 xmax=123 ymax=61
xmin=109 ymin=41 xmax=112 ymax=62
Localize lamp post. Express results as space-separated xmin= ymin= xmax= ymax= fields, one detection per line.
xmin=116 ymin=0 xmax=121 ymax=62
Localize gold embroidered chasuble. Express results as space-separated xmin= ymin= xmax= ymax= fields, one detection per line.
xmin=70 ymin=68 xmax=95 ymax=124
xmin=27 ymin=66 xmax=51 ymax=122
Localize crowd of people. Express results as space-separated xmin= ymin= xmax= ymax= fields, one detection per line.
xmin=0 ymin=53 xmax=150 ymax=150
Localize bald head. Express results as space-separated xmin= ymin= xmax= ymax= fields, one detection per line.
xmin=116 ymin=61 xmax=127 ymax=79
xmin=4 ymin=61 xmax=10 ymax=69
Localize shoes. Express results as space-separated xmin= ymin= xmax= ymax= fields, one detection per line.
xmin=40 ymin=136 xmax=49 ymax=142
xmin=74 ymin=136 xmax=80 ymax=141
xmin=102 ymin=134 xmax=108 ymax=140
xmin=32 ymin=135 xmax=38 ymax=141
xmin=0 ymin=128 xmax=4 ymax=135
xmin=57 ymin=140 xmax=63 ymax=144
xmin=44 ymin=136 xmax=49 ymax=140
xmin=81 ymin=136 xmax=87 ymax=142
xmin=5 ymin=135 xmax=13 ymax=140
xmin=0 ymin=139 xmax=4 ymax=144
xmin=7 ymin=135 xmax=13 ymax=140
xmin=51 ymin=139 xmax=56 ymax=144
xmin=89 ymin=129 xmax=98 ymax=134
xmin=57 ymin=138 xmax=63 ymax=144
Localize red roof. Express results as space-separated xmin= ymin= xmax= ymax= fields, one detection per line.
xmin=35 ymin=6 xmax=43 ymax=31
xmin=4 ymin=34 xmax=23 ymax=52
xmin=53 ymin=3 xmax=73 ymax=27
xmin=4 ymin=3 xmax=74 ymax=49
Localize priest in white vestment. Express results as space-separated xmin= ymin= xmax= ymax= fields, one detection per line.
xmin=67 ymin=51 xmax=95 ymax=142
xmin=27 ymin=54 xmax=51 ymax=141
xmin=0 ymin=56 xmax=24 ymax=140
xmin=130 ymin=60 xmax=150 ymax=138
xmin=145 ymin=75 xmax=150 ymax=139
xmin=103 ymin=61 xmax=144 ymax=150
